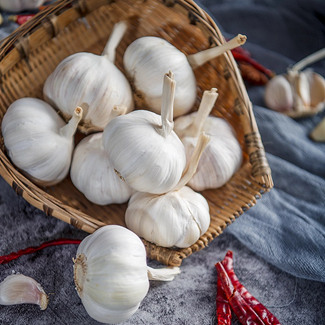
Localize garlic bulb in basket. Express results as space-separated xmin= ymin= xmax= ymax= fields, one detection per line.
xmin=0 ymin=274 xmax=48 ymax=310
xmin=126 ymin=133 xmax=210 ymax=248
xmin=73 ymin=225 xmax=180 ymax=324
xmin=174 ymin=88 xmax=242 ymax=191
xmin=1 ymin=98 xmax=82 ymax=186
xmin=102 ymin=71 xmax=186 ymax=194
xmin=70 ymin=131 xmax=133 ymax=205
xmin=0 ymin=0 xmax=45 ymax=12
xmin=44 ymin=21 xmax=133 ymax=132
xmin=124 ymin=34 xmax=246 ymax=117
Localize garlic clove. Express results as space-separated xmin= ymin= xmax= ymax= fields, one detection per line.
xmin=147 ymin=266 xmax=181 ymax=281
xmin=264 ymin=75 xmax=294 ymax=112
xmin=305 ymin=69 xmax=325 ymax=110
xmin=0 ymin=274 xmax=48 ymax=310
xmin=309 ymin=117 xmax=325 ymax=142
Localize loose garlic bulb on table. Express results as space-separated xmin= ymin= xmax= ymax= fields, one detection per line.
xmin=126 ymin=133 xmax=211 ymax=248
xmin=124 ymin=34 xmax=246 ymax=117
xmin=265 ymin=48 xmax=325 ymax=115
xmin=103 ymin=71 xmax=186 ymax=194
xmin=73 ymin=225 xmax=180 ymax=324
xmin=1 ymin=98 xmax=82 ymax=186
xmin=0 ymin=274 xmax=48 ymax=310
xmin=44 ymin=21 xmax=134 ymax=132
xmin=70 ymin=132 xmax=133 ymax=205
xmin=0 ymin=0 xmax=45 ymax=12
xmin=174 ymin=88 xmax=242 ymax=191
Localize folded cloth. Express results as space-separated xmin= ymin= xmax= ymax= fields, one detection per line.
xmin=196 ymin=0 xmax=325 ymax=282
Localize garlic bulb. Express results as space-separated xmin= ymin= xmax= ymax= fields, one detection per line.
xmin=174 ymin=88 xmax=242 ymax=191
xmin=126 ymin=133 xmax=211 ymax=248
xmin=73 ymin=225 xmax=180 ymax=324
xmin=1 ymin=98 xmax=82 ymax=186
xmin=70 ymin=131 xmax=133 ymax=205
xmin=124 ymin=34 xmax=246 ymax=117
xmin=264 ymin=48 xmax=325 ymax=114
xmin=44 ymin=21 xmax=134 ymax=132
xmin=0 ymin=0 xmax=45 ymax=12
xmin=103 ymin=71 xmax=187 ymax=194
xmin=0 ymin=274 xmax=48 ymax=310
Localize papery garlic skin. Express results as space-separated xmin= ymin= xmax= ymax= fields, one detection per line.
xmin=103 ymin=110 xmax=186 ymax=194
xmin=73 ymin=225 xmax=150 ymax=324
xmin=126 ymin=186 xmax=210 ymax=248
xmin=70 ymin=132 xmax=133 ymax=205
xmin=0 ymin=274 xmax=48 ymax=310
xmin=1 ymin=98 xmax=82 ymax=186
xmin=124 ymin=36 xmax=197 ymax=117
xmin=44 ymin=22 xmax=133 ymax=131
xmin=175 ymin=114 xmax=242 ymax=191
xmin=0 ymin=0 xmax=45 ymax=12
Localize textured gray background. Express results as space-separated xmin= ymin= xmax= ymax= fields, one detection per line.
xmin=1 ymin=0 xmax=325 ymax=324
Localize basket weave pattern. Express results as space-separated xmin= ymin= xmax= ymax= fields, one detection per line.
xmin=0 ymin=0 xmax=273 ymax=266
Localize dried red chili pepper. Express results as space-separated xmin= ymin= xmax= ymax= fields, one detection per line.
xmin=222 ymin=251 xmax=281 ymax=325
xmin=216 ymin=262 xmax=265 ymax=325
xmin=8 ymin=14 xmax=35 ymax=25
xmin=216 ymin=275 xmax=232 ymax=325
xmin=0 ymin=238 xmax=82 ymax=264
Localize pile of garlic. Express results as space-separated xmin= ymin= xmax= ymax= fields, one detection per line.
xmin=1 ymin=21 xmax=247 ymax=323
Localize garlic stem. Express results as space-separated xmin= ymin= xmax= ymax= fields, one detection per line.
xmin=291 ymin=48 xmax=325 ymax=72
xmin=0 ymin=274 xmax=48 ymax=310
xmin=147 ymin=266 xmax=181 ymax=281
xmin=179 ymin=88 xmax=218 ymax=138
xmin=158 ymin=71 xmax=176 ymax=137
xmin=187 ymin=34 xmax=247 ymax=69
xmin=59 ymin=106 xmax=83 ymax=138
xmin=102 ymin=21 xmax=128 ymax=63
xmin=110 ymin=105 xmax=128 ymax=120
xmin=173 ymin=132 xmax=210 ymax=191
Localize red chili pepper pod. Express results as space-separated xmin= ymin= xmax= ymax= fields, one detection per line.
xmin=216 ymin=275 xmax=232 ymax=325
xmin=216 ymin=262 xmax=266 ymax=325
xmin=222 ymin=251 xmax=281 ymax=325
xmin=8 ymin=14 xmax=35 ymax=25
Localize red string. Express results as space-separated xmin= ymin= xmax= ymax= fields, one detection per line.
xmin=0 ymin=239 xmax=82 ymax=265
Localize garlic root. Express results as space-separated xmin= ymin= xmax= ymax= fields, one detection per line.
xmin=187 ymin=34 xmax=247 ymax=69
xmin=0 ymin=274 xmax=48 ymax=310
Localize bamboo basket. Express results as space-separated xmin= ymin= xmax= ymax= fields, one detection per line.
xmin=0 ymin=0 xmax=273 ymax=266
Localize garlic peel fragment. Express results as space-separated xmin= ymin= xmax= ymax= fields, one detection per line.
xmin=0 ymin=274 xmax=48 ymax=310
xmin=147 ymin=266 xmax=181 ymax=281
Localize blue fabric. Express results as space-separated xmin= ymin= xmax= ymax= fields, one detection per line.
xmin=197 ymin=0 xmax=325 ymax=282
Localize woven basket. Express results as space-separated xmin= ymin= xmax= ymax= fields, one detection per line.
xmin=0 ymin=0 xmax=273 ymax=266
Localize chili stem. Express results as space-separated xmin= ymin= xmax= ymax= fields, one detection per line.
xmin=0 ymin=239 xmax=82 ymax=264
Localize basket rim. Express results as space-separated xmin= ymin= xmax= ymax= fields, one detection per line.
xmin=0 ymin=0 xmax=274 ymax=265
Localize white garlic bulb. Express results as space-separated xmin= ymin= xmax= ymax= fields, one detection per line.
xmin=44 ymin=21 xmax=134 ymax=132
xmin=0 ymin=274 xmax=48 ymax=310
xmin=73 ymin=225 xmax=180 ymax=324
xmin=70 ymin=132 xmax=133 ymax=205
xmin=2 ymin=98 xmax=82 ymax=186
xmin=126 ymin=133 xmax=211 ymax=248
xmin=0 ymin=0 xmax=45 ymax=12
xmin=123 ymin=34 xmax=246 ymax=117
xmin=264 ymin=48 xmax=325 ymax=115
xmin=174 ymin=88 xmax=242 ymax=191
xmin=103 ymin=71 xmax=187 ymax=194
